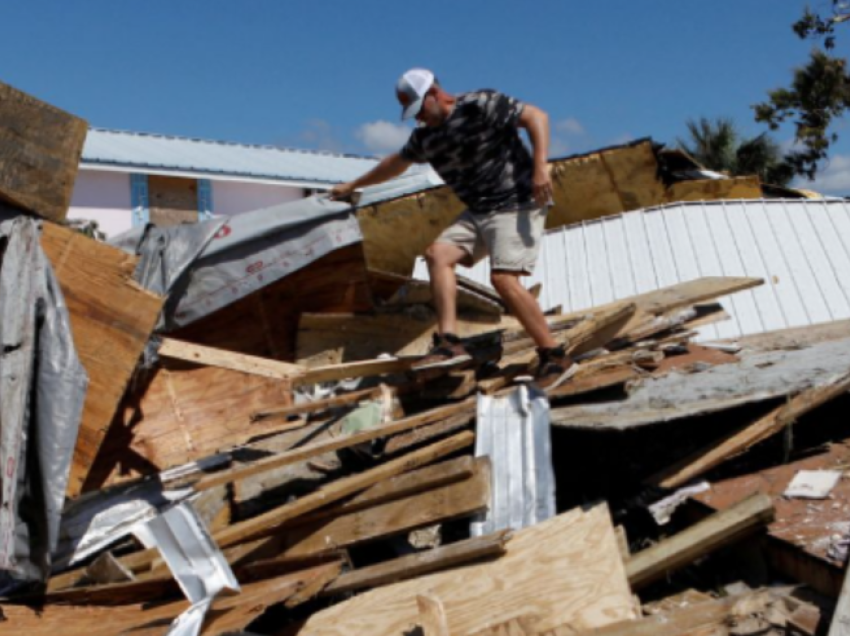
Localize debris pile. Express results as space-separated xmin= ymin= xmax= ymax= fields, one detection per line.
xmin=2 ymin=80 xmax=850 ymax=636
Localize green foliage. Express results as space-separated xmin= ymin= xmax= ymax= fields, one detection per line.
xmin=753 ymin=2 xmax=850 ymax=179
xmin=677 ymin=117 xmax=794 ymax=186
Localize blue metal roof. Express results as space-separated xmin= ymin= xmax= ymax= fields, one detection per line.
xmin=80 ymin=127 xmax=435 ymax=187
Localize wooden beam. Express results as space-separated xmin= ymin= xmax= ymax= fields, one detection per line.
xmin=322 ymin=531 xmax=510 ymax=596
xmin=543 ymin=365 xmax=639 ymax=400
xmin=158 ymin=337 xmax=306 ymax=380
xmin=192 ymin=397 xmax=475 ymax=491
xmin=0 ymin=80 xmax=87 ymax=221
xmin=625 ymin=493 xmax=774 ymax=589
xmin=281 ymin=458 xmax=491 ymax=556
xmin=648 ymin=369 xmax=850 ymax=489
xmin=212 ymin=431 xmax=475 ymax=550
xmin=250 ymin=386 xmax=384 ymax=422
xmin=295 ymin=357 xmax=417 ymax=386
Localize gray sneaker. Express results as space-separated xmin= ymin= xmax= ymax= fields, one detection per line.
xmin=412 ymin=333 xmax=472 ymax=371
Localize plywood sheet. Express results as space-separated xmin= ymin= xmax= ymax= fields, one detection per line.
xmin=40 ymin=223 xmax=164 ymax=497
xmin=666 ymin=176 xmax=762 ymax=203
xmin=0 ymin=80 xmax=87 ymax=222
xmin=357 ymin=187 xmax=465 ymax=276
xmin=298 ymin=502 xmax=637 ymax=635
xmin=84 ymin=362 xmax=292 ymax=490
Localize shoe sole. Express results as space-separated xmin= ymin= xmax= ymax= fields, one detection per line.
xmin=411 ymin=354 xmax=473 ymax=372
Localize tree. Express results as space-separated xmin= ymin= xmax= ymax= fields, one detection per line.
xmin=754 ymin=2 xmax=850 ymax=180
xmin=677 ymin=117 xmax=794 ymax=186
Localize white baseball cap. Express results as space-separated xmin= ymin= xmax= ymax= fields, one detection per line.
xmin=396 ymin=68 xmax=435 ymax=120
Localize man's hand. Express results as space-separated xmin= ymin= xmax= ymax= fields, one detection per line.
xmin=533 ymin=166 xmax=554 ymax=207
xmin=329 ymin=182 xmax=356 ymax=201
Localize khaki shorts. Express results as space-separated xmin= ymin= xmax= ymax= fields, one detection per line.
xmin=435 ymin=205 xmax=548 ymax=274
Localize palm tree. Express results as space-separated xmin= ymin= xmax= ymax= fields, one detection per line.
xmin=677 ymin=117 xmax=793 ymax=186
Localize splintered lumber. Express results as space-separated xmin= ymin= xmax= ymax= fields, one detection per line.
xmin=8 ymin=562 xmax=341 ymax=636
xmin=192 ymin=397 xmax=475 ymax=491
xmin=251 ymin=386 xmax=384 ymax=422
xmin=383 ymin=412 xmax=473 ymax=455
xmin=625 ymin=492 xmax=774 ymax=589
xmin=648 ymin=369 xmax=850 ymax=489
xmin=480 ymin=302 xmax=636 ymax=393
xmin=322 ymin=530 xmax=510 ymax=596
xmin=300 ymin=502 xmax=637 ymax=635
xmin=281 ymin=458 xmax=491 ymax=556
xmin=158 ymin=337 xmax=306 ymax=380
xmin=212 ymin=431 xmax=474 ymax=550
xmin=39 ymin=223 xmax=165 ymax=497
xmin=545 ymin=365 xmax=640 ymax=400
xmin=565 ymin=589 xmax=775 ymax=636
xmin=294 ymin=356 xmax=416 ymax=386
xmin=0 ymin=80 xmax=87 ymax=221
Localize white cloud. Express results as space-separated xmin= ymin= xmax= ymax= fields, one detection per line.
xmin=555 ymin=118 xmax=585 ymax=136
xmin=549 ymin=137 xmax=571 ymax=157
xmin=355 ymin=120 xmax=412 ymax=155
xmin=297 ymin=119 xmax=345 ymax=153
xmin=795 ymin=154 xmax=850 ymax=196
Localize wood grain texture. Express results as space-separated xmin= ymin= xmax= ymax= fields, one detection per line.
xmin=0 ymin=80 xmax=87 ymax=221
xmin=298 ymin=502 xmax=637 ymax=635
xmin=159 ymin=337 xmax=306 ymax=379
xmin=281 ymin=458 xmax=491 ymax=556
xmin=40 ymin=223 xmax=165 ymax=497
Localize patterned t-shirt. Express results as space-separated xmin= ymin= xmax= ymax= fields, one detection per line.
xmin=399 ymin=90 xmax=534 ymax=214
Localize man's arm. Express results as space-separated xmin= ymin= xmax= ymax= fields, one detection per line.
xmin=329 ymin=152 xmax=412 ymax=200
xmin=518 ymin=104 xmax=554 ymax=207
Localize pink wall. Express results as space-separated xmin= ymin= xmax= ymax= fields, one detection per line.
xmin=211 ymin=180 xmax=304 ymax=216
xmin=67 ymin=170 xmax=133 ymax=237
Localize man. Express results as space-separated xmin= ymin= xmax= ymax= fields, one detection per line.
xmin=330 ymin=69 xmax=575 ymax=389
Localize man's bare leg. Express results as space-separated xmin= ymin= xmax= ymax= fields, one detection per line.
xmin=490 ymin=270 xmax=557 ymax=348
xmin=424 ymin=242 xmax=469 ymax=335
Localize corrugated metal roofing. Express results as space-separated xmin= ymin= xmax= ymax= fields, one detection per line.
xmin=414 ymin=199 xmax=850 ymax=340
xmin=81 ymin=128 xmax=439 ymax=190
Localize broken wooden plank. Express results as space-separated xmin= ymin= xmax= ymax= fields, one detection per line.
xmin=564 ymin=589 xmax=775 ymax=636
xmin=192 ymin=397 xmax=475 ymax=491
xmin=322 ymin=530 xmax=510 ymax=596
xmin=293 ymin=456 xmax=476 ymax=527
xmin=544 ymin=365 xmax=640 ymax=400
xmin=300 ymin=502 xmax=636 ymax=635
xmin=158 ymin=337 xmax=306 ymax=380
xmin=250 ymin=386 xmax=384 ymax=422
xmin=40 ymin=223 xmax=165 ymax=497
xmin=0 ymin=80 xmax=87 ymax=221
xmin=295 ymin=356 xmax=416 ymax=386
xmin=281 ymin=458 xmax=491 ymax=556
xmin=625 ymin=492 xmax=774 ymax=589
xmin=383 ymin=412 xmax=474 ymax=456
xmin=648 ymin=369 xmax=850 ymax=489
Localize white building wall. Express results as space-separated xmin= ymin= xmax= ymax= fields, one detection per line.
xmin=211 ymin=180 xmax=304 ymax=216
xmin=67 ymin=170 xmax=133 ymax=237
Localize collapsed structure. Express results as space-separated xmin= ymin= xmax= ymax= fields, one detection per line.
xmin=1 ymin=79 xmax=850 ymax=635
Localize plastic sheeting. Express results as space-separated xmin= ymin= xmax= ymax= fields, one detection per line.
xmin=471 ymin=384 xmax=556 ymax=536
xmin=0 ymin=214 xmax=87 ymax=592
xmin=110 ymin=195 xmax=361 ymax=329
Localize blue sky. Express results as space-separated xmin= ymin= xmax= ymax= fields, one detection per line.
xmin=3 ymin=1 xmax=848 ymax=194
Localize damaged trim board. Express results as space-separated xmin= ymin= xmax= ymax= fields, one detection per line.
xmin=40 ymin=223 xmax=164 ymax=497
xmin=299 ymin=502 xmax=637 ymax=635
xmin=551 ymin=335 xmax=850 ymax=430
